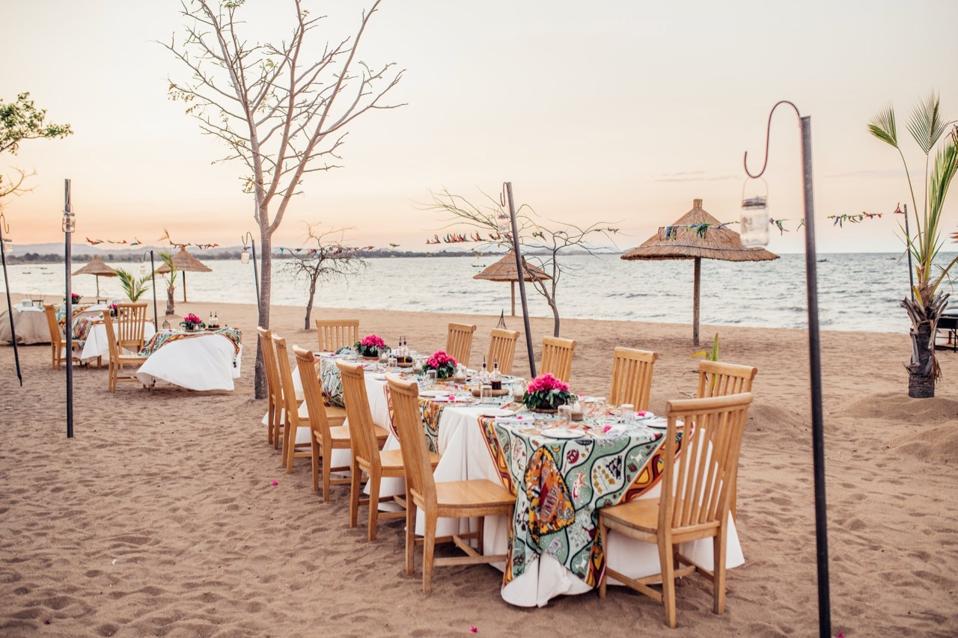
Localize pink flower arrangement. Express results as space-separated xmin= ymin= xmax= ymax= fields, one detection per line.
xmin=526 ymin=373 xmax=569 ymax=394
xmin=355 ymin=334 xmax=387 ymax=357
xmin=183 ymin=313 xmax=202 ymax=325
xmin=423 ymin=350 xmax=457 ymax=379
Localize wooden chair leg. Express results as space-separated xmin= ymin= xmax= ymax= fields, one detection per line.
xmin=422 ymin=513 xmax=437 ymax=594
xmin=267 ymin=402 xmax=275 ymax=446
xmin=310 ymin=438 xmax=320 ymax=494
xmin=598 ymin=519 xmax=609 ymax=599
xmin=348 ymin=461 xmax=361 ymax=528
xmin=659 ymin=539 xmax=677 ymax=628
xmin=405 ymin=493 xmax=416 ymax=576
xmin=285 ymin=424 xmax=297 ymax=473
xmin=713 ymin=525 xmax=728 ymax=614
xmin=367 ymin=470 xmax=381 ymax=541
xmin=321 ymin=444 xmax=332 ymax=503
xmin=476 ymin=516 xmax=485 ymax=555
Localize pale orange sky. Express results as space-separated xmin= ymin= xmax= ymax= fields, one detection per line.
xmin=1 ymin=0 xmax=956 ymax=252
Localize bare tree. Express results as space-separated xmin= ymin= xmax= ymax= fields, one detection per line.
xmin=166 ymin=0 xmax=404 ymax=398
xmin=429 ymin=189 xmax=618 ymax=337
xmin=283 ymin=225 xmax=367 ymax=329
xmin=0 ymin=92 xmax=72 ymax=202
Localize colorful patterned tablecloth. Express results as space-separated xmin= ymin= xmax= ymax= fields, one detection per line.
xmin=479 ymin=414 xmax=670 ymax=590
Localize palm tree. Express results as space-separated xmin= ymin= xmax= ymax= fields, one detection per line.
xmin=159 ymin=251 xmax=178 ymax=315
xmin=114 ymin=268 xmax=151 ymax=302
xmin=869 ymin=94 xmax=958 ymax=397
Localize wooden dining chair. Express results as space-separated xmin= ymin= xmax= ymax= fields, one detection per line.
xmin=102 ymin=310 xmax=148 ymax=392
xmin=540 ymin=336 xmax=575 ymax=382
xmin=387 ymin=376 xmax=515 ymax=593
xmin=257 ymin=327 xmax=284 ymax=449
xmin=486 ymin=328 xmax=519 ymax=375
xmin=114 ymin=303 xmax=148 ymax=352
xmin=696 ymin=360 xmax=757 ymax=517
xmin=315 ymin=319 xmax=360 ymax=352
xmin=273 ymin=334 xmax=313 ymax=472
xmin=696 ymin=360 xmax=758 ymax=398
xmin=43 ymin=304 xmax=82 ymax=369
xmin=598 ymin=392 xmax=753 ymax=628
xmin=293 ymin=346 xmax=352 ymax=501
xmin=445 ymin=323 xmax=476 ymax=366
xmin=609 ymin=347 xmax=658 ymax=410
xmin=338 ymin=362 xmax=430 ymax=541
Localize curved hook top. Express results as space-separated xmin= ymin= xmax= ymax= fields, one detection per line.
xmin=500 ymin=182 xmax=507 ymax=208
xmin=743 ymin=100 xmax=802 ymax=179
xmin=0 ymin=210 xmax=9 ymax=236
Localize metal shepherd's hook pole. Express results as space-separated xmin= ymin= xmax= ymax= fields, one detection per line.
xmin=0 ymin=212 xmax=22 ymax=385
xmin=503 ymin=182 xmax=536 ymax=378
xmin=745 ymin=100 xmax=830 ymax=638
xmin=63 ymin=179 xmax=75 ymax=439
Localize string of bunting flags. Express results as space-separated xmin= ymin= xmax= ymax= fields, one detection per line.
xmin=84 ymin=229 xmax=219 ymax=250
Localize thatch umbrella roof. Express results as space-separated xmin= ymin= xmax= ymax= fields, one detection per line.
xmin=621 ymin=198 xmax=778 ymax=344
xmin=72 ymin=255 xmax=117 ymax=298
xmin=155 ymin=247 xmax=211 ymax=303
xmin=474 ymin=251 xmax=550 ymax=316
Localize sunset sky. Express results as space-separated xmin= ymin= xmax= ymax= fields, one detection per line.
xmin=1 ymin=0 xmax=956 ymax=253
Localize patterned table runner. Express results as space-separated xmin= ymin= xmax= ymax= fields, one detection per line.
xmin=140 ymin=326 xmax=242 ymax=357
xmin=478 ymin=414 xmax=671 ymax=590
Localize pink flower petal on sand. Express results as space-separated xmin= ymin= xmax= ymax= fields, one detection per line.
xmin=469 ymin=626 xmax=478 ymax=634
xmin=271 ymin=480 xmax=278 ymax=487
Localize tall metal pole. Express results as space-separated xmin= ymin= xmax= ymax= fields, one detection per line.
xmin=799 ymin=116 xmax=831 ymax=638
xmin=63 ymin=179 xmax=75 ymax=439
xmin=251 ymin=239 xmax=260 ymax=315
xmin=745 ymin=102 xmax=830 ymax=638
xmin=0 ymin=214 xmax=22 ymax=385
xmin=504 ymin=182 xmax=536 ymax=378
xmin=148 ymin=249 xmax=158 ymax=326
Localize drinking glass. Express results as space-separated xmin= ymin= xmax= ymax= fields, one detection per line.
xmin=558 ymin=404 xmax=573 ymax=424
xmin=427 ymin=369 xmax=438 ymax=387
xmin=619 ymin=403 xmax=635 ymax=424
xmin=387 ymin=355 xmax=398 ymax=369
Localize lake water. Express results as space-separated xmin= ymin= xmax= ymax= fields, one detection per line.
xmin=4 ymin=253 xmax=955 ymax=333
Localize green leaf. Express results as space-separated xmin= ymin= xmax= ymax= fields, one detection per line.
xmin=906 ymin=93 xmax=947 ymax=155
xmin=867 ymin=106 xmax=899 ymax=149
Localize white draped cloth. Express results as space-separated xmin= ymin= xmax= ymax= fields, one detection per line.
xmin=278 ymin=360 xmax=745 ymax=607
xmin=137 ymin=334 xmax=242 ymax=391
xmin=0 ymin=305 xmax=48 ymax=344
xmin=79 ymin=321 xmax=156 ymax=363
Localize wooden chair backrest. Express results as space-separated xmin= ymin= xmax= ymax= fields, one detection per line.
xmin=271 ymin=334 xmax=301 ymax=431
xmin=337 ymin=362 xmax=381 ymax=473
xmin=315 ymin=319 xmax=359 ymax=352
xmin=387 ymin=376 xmax=436 ymax=510
xmin=446 ymin=322 xmax=476 ymax=366
xmin=660 ymin=393 xmax=752 ymax=533
xmin=257 ymin=327 xmax=282 ymax=405
xmin=43 ymin=304 xmax=63 ymax=347
xmin=540 ymin=336 xmax=575 ymax=382
xmin=487 ymin=329 xmax=519 ymax=375
xmin=696 ymin=360 xmax=758 ymax=398
xmin=293 ymin=346 xmax=332 ymax=443
xmin=101 ymin=310 xmax=120 ymax=360
xmin=609 ymin=347 xmax=657 ymax=410
xmin=115 ymin=303 xmax=148 ymax=350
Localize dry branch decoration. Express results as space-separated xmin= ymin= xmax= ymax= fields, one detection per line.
xmin=166 ymin=0 xmax=404 ymax=398
xmin=283 ymin=224 xmax=366 ymax=330
xmin=429 ymin=188 xmax=618 ymax=337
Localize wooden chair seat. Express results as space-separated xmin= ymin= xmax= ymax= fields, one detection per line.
xmin=327 ymin=425 xmax=351 ymax=444
xmin=380 ymin=448 xmax=439 ymax=472
xmin=431 ymin=479 xmax=514 ymax=513
xmin=325 ymin=404 xmax=347 ymax=424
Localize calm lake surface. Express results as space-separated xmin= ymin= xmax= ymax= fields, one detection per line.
xmin=5 ymin=253 xmax=956 ymax=333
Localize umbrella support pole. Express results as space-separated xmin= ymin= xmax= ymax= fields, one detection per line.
xmin=692 ymin=257 xmax=701 ymax=346
xmin=95 ymin=275 xmax=100 ymax=298
xmin=510 ymin=281 xmax=516 ymax=317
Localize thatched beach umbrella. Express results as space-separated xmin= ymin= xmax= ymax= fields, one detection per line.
xmin=621 ymin=198 xmax=778 ymax=345
xmin=155 ymin=246 xmax=211 ymax=303
xmin=72 ymin=255 xmax=117 ymax=297
xmin=474 ymin=250 xmax=550 ymax=316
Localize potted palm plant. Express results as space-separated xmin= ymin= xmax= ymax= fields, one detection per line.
xmin=869 ymin=94 xmax=958 ymax=398
xmin=115 ymin=268 xmax=151 ymax=303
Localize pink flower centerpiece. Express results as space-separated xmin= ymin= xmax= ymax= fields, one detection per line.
xmin=522 ymin=373 xmax=575 ymax=412
xmin=355 ymin=334 xmax=387 ymax=358
xmin=180 ymin=313 xmax=205 ymax=331
xmin=422 ymin=350 xmax=457 ymax=379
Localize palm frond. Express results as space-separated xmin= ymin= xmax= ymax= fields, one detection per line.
xmin=906 ymin=93 xmax=947 ymax=154
xmin=867 ymin=106 xmax=899 ymax=148
xmin=115 ymin=268 xmax=151 ymax=302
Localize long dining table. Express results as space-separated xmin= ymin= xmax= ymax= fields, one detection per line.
xmin=288 ymin=351 xmax=745 ymax=607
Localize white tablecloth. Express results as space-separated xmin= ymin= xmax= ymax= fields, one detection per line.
xmin=79 ymin=321 xmax=156 ymax=363
xmin=0 ymin=306 xmax=49 ymax=344
xmin=137 ymin=335 xmax=242 ymax=391
xmin=277 ymin=362 xmax=744 ymax=607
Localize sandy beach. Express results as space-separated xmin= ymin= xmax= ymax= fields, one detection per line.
xmin=1 ymin=298 xmax=956 ymax=637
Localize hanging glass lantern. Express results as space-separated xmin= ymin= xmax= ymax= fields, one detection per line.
xmin=240 ymin=246 xmax=250 ymax=264
xmin=740 ymin=179 xmax=769 ymax=247
xmin=138 ymin=260 xmax=148 ymax=276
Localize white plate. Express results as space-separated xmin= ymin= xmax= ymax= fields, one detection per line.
xmin=541 ymin=427 xmax=586 ymax=439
